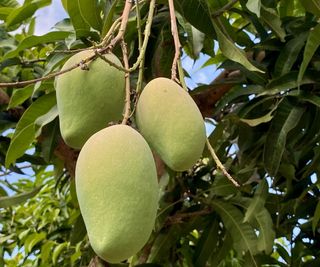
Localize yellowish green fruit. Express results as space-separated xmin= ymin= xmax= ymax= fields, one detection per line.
xmin=56 ymin=50 xmax=125 ymax=149
xmin=75 ymin=125 xmax=158 ymax=263
xmin=136 ymin=77 xmax=206 ymax=171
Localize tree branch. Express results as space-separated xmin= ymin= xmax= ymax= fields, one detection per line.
xmin=168 ymin=0 xmax=181 ymax=81
xmin=206 ymin=139 xmax=241 ymax=187
xmin=121 ymin=40 xmax=131 ymax=125
xmin=212 ymin=0 xmax=238 ymax=18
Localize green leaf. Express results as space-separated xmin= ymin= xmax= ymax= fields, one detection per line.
xmin=274 ymin=33 xmax=308 ymax=77
xmin=212 ymin=175 xmax=238 ymax=197
xmin=298 ymin=23 xmax=320 ymax=86
xmin=0 ymin=7 xmax=13 ymax=20
xmin=0 ymin=186 xmax=42 ymax=208
xmin=260 ymin=5 xmax=286 ymax=42
xmin=78 ymin=0 xmax=102 ymax=31
xmin=174 ymin=0 xmax=216 ymax=37
xmin=6 ymin=0 xmax=51 ymax=27
xmin=4 ymin=31 xmax=70 ymax=59
xmin=211 ymin=200 xmax=258 ymax=258
xmin=24 ymin=232 xmax=46 ymax=254
xmin=243 ymin=179 xmax=268 ymax=223
xmin=213 ymin=20 xmax=263 ymax=73
xmin=41 ymin=241 xmax=55 ymax=263
xmin=66 ymin=0 xmax=90 ymax=37
xmin=8 ymin=84 xmax=34 ymax=109
xmin=240 ymin=106 xmax=276 ymax=127
xmin=101 ymin=0 xmax=119 ymax=38
xmin=35 ymin=105 xmax=58 ymax=137
xmin=0 ymin=0 xmax=19 ymax=8
xmin=263 ymin=98 xmax=304 ymax=176
xmin=300 ymin=0 xmax=320 ymax=17
xmin=5 ymin=92 xmax=56 ymax=167
xmin=193 ymin=218 xmax=219 ymax=267
xmin=52 ymin=243 xmax=68 ymax=265
xmin=312 ymin=199 xmax=320 ymax=234
xmin=246 ymin=0 xmax=261 ymax=17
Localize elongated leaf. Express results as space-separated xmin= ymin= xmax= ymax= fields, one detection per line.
xmin=41 ymin=241 xmax=55 ymax=263
xmin=260 ymin=5 xmax=286 ymax=42
xmin=66 ymin=0 xmax=90 ymax=37
xmin=78 ymin=0 xmax=101 ymax=31
xmin=233 ymin=196 xmax=275 ymax=254
xmin=243 ymin=179 xmax=268 ymax=223
xmin=300 ymin=0 xmax=320 ymax=17
xmin=4 ymin=31 xmax=70 ymax=59
xmin=8 ymin=84 xmax=34 ymax=109
xmin=312 ymin=199 xmax=320 ymax=234
xmin=213 ymin=21 xmax=263 ymax=73
xmin=274 ymin=33 xmax=308 ymax=77
xmin=246 ymin=0 xmax=261 ymax=17
xmin=263 ymin=99 xmax=304 ymax=176
xmin=52 ymin=242 xmax=68 ymax=265
xmin=211 ymin=200 xmax=258 ymax=258
xmin=35 ymin=105 xmax=58 ymax=137
xmin=101 ymin=0 xmax=118 ymax=38
xmin=0 ymin=0 xmax=19 ymax=8
xmin=241 ymin=107 xmax=275 ymax=127
xmin=5 ymin=93 xmax=56 ymax=167
xmin=0 ymin=186 xmax=42 ymax=208
xmin=0 ymin=7 xmax=13 ymax=20
xmin=24 ymin=232 xmax=46 ymax=254
xmin=298 ymin=23 xmax=320 ymax=86
xmin=6 ymin=0 xmax=51 ymax=27
xmin=194 ymin=218 xmax=219 ymax=267
xmin=174 ymin=0 xmax=216 ymax=37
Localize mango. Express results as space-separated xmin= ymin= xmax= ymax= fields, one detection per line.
xmin=75 ymin=125 xmax=158 ymax=263
xmin=55 ymin=50 xmax=125 ymax=149
xmin=136 ymin=77 xmax=206 ymax=171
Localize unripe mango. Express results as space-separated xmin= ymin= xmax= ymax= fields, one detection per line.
xmin=56 ymin=50 xmax=125 ymax=149
xmin=136 ymin=77 xmax=206 ymax=171
xmin=75 ymin=125 xmax=158 ymax=263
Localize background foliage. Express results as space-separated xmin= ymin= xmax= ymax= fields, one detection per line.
xmin=1 ymin=0 xmax=320 ymax=266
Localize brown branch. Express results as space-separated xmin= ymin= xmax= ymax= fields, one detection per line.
xmin=212 ymin=0 xmax=238 ymax=18
xmin=121 ymin=40 xmax=131 ymax=125
xmin=108 ymin=0 xmax=133 ymax=50
xmin=206 ymin=139 xmax=241 ymax=187
xmin=165 ymin=208 xmax=212 ymax=225
xmin=168 ymin=0 xmax=181 ymax=81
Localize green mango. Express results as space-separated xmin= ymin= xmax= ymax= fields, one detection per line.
xmin=75 ymin=125 xmax=158 ymax=263
xmin=56 ymin=50 xmax=125 ymax=149
xmin=136 ymin=77 xmax=206 ymax=171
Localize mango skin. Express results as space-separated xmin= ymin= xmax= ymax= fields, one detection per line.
xmin=136 ymin=77 xmax=206 ymax=171
xmin=56 ymin=50 xmax=125 ymax=149
xmin=75 ymin=125 xmax=158 ymax=263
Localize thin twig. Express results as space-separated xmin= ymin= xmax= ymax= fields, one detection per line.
xmin=121 ymin=40 xmax=131 ymax=125
xmin=135 ymin=0 xmax=144 ymax=93
xmin=206 ymin=139 xmax=241 ymax=187
xmin=94 ymin=50 xmax=129 ymax=72
xmin=108 ymin=0 xmax=133 ymax=50
xmin=212 ymin=0 xmax=238 ymax=18
xmin=168 ymin=0 xmax=181 ymax=81
xmin=165 ymin=208 xmax=212 ymax=225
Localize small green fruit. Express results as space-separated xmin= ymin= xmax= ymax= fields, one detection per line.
xmin=136 ymin=77 xmax=206 ymax=171
xmin=56 ymin=50 xmax=125 ymax=149
xmin=75 ymin=125 xmax=158 ymax=263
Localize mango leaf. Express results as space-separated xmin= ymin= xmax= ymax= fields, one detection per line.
xmin=211 ymin=200 xmax=258 ymax=258
xmin=66 ymin=0 xmax=90 ymax=37
xmin=6 ymin=0 xmax=51 ymax=27
xmin=233 ymin=196 xmax=275 ymax=254
xmin=0 ymin=186 xmax=42 ymax=208
xmin=211 ymin=175 xmax=238 ymax=197
xmin=4 ymin=31 xmax=70 ymax=59
xmin=0 ymin=7 xmax=13 ymax=20
xmin=41 ymin=240 xmax=55 ymax=263
xmin=274 ymin=33 xmax=308 ymax=77
xmin=101 ymin=0 xmax=118 ymax=38
xmin=35 ymin=105 xmax=58 ymax=137
xmin=0 ymin=0 xmax=19 ymax=7
xmin=300 ymin=0 xmax=320 ymax=17
xmin=52 ymin=243 xmax=68 ymax=265
xmin=240 ymin=106 xmax=276 ymax=127
xmin=193 ymin=218 xmax=219 ymax=267
xmin=246 ymin=0 xmax=261 ymax=17
xmin=312 ymin=198 xmax=320 ymax=234
xmin=298 ymin=23 xmax=320 ymax=86
xmin=8 ymin=84 xmax=34 ymax=109
xmin=174 ymin=0 xmax=216 ymax=37
xmin=260 ymin=5 xmax=286 ymax=42
xmin=243 ymin=179 xmax=268 ymax=223
xmin=24 ymin=232 xmax=47 ymax=254
xmin=213 ymin=20 xmax=263 ymax=73
xmin=78 ymin=0 xmax=102 ymax=31
xmin=5 ymin=92 xmax=56 ymax=167
xmin=263 ymin=98 xmax=304 ymax=176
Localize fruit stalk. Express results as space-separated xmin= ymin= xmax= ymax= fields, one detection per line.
xmin=121 ymin=40 xmax=131 ymax=125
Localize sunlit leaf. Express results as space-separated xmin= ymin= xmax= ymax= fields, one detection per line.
xmin=24 ymin=232 xmax=46 ymax=254
xmin=0 ymin=186 xmax=42 ymax=208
